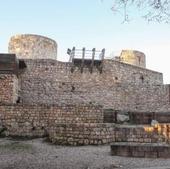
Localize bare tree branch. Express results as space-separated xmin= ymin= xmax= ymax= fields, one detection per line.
xmin=110 ymin=0 xmax=170 ymax=23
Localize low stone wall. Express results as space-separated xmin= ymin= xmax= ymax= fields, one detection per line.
xmin=0 ymin=104 xmax=103 ymax=137
xmin=103 ymin=110 xmax=170 ymax=124
xmin=1 ymin=104 xmax=170 ymax=146
xmin=49 ymin=123 xmax=115 ymax=145
xmin=111 ymin=142 xmax=170 ymax=158
xmin=129 ymin=112 xmax=170 ymax=124
xmin=115 ymin=124 xmax=170 ymax=144
xmin=45 ymin=116 xmax=170 ymax=146
xmin=0 ymin=74 xmax=18 ymax=104
xmin=48 ymin=124 xmax=169 ymax=146
xmin=144 ymin=123 xmax=170 ymax=144
xmin=114 ymin=125 xmax=166 ymax=143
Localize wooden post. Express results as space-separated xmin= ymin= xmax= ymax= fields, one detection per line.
xmin=68 ymin=48 xmax=72 ymax=62
xmin=100 ymin=48 xmax=105 ymax=73
xmin=81 ymin=47 xmax=85 ymax=73
xmin=71 ymin=47 xmax=75 ymax=73
xmin=91 ymin=48 xmax=95 ymax=73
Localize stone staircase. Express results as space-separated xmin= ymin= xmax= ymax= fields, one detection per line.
xmin=111 ymin=142 xmax=170 ymax=158
xmin=109 ymin=110 xmax=170 ymax=158
xmin=110 ymin=124 xmax=170 ymax=158
xmin=46 ymin=107 xmax=170 ymax=158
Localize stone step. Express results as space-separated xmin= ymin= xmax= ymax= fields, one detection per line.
xmin=137 ymin=166 xmax=170 ymax=169
xmin=111 ymin=142 xmax=170 ymax=158
xmin=103 ymin=110 xmax=170 ymax=124
xmin=113 ymin=124 xmax=167 ymax=143
xmin=129 ymin=112 xmax=170 ymax=124
xmin=103 ymin=109 xmax=116 ymax=123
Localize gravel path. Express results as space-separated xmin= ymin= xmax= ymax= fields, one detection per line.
xmin=0 ymin=138 xmax=170 ymax=169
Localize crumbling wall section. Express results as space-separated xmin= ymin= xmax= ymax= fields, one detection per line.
xmin=0 ymin=74 xmax=18 ymax=104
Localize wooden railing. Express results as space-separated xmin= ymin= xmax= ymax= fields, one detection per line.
xmin=67 ymin=47 xmax=105 ymax=73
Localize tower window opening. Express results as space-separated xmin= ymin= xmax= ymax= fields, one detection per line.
xmin=140 ymin=75 xmax=144 ymax=83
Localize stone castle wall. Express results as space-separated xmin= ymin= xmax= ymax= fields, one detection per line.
xmin=0 ymin=104 xmax=103 ymax=137
xmin=1 ymin=104 xmax=170 ymax=146
xmin=0 ymin=74 xmax=18 ymax=104
xmin=49 ymin=123 xmax=170 ymax=145
xmin=8 ymin=34 xmax=57 ymax=60
xmin=5 ymin=34 xmax=169 ymax=112
xmin=16 ymin=59 xmax=170 ymax=111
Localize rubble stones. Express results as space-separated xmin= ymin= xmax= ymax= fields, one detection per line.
xmin=117 ymin=112 xmax=129 ymax=124
xmin=151 ymin=120 xmax=159 ymax=126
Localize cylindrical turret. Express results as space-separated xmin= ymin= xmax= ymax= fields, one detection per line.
xmin=8 ymin=34 xmax=57 ymax=60
xmin=120 ymin=50 xmax=146 ymax=68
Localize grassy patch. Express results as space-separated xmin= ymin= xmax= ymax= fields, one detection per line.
xmin=0 ymin=141 xmax=34 ymax=152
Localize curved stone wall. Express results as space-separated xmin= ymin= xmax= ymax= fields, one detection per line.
xmin=8 ymin=34 xmax=57 ymax=59
xmin=120 ymin=50 xmax=146 ymax=68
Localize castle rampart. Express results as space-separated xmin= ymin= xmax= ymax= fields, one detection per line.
xmin=17 ymin=59 xmax=167 ymax=111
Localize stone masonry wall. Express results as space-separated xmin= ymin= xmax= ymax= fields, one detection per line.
xmin=1 ymin=104 xmax=170 ymax=146
xmin=49 ymin=123 xmax=116 ymax=145
xmin=0 ymin=104 xmax=103 ymax=137
xmin=0 ymin=74 xmax=18 ymax=104
xmin=17 ymin=59 xmax=168 ymax=112
xmin=143 ymin=124 xmax=170 ymax=144
xmin=129 ymin=111 xmax=170 ymax=124
xmin=48 ymin=123 xmax=170 ymax=146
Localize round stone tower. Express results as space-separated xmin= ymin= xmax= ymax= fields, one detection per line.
xmin=120 ymin=50 xmax=146 ymax=68
xmin=8 ymin=34 xmax=57 ymax=60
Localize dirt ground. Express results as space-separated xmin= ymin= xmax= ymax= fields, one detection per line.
xmin=0 ymin=137 xmax=170 ymax=169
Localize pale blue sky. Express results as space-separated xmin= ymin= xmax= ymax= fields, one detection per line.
xmin=0 ymin=0 xmax=170 ymax=83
